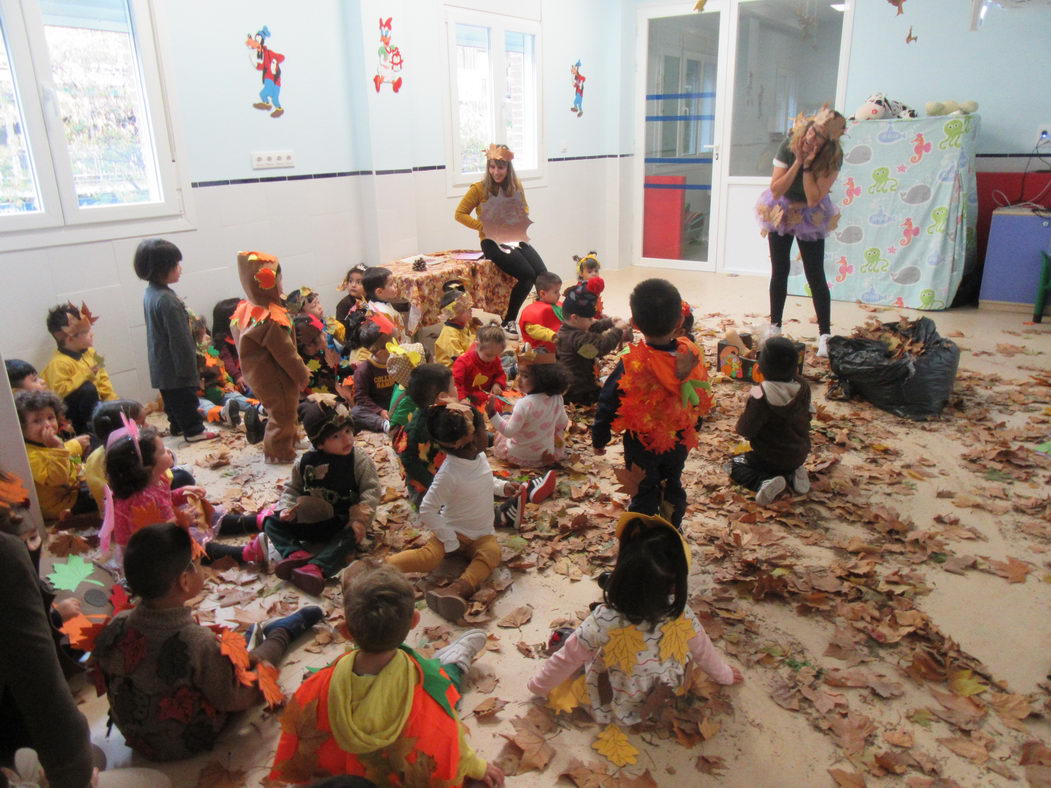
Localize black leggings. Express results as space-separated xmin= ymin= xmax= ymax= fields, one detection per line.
xmin=768 ymin=232 xmax=831 ymax=336
xmin=480 ymin=239 xmax=547 ymax=322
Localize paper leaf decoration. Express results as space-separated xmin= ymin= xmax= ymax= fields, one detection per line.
xmin=471 ymin=373 xmax=490 ymax=389
xmin=479 ymin=191 xmax=533 ymax=244
xmin=49 ymin=531 xmax=91 ymax=558
xmin=257 ymin=661 xmax=286 ymax=709
xmin=109 ymin=584 xmax=133 ymax=614
xmin=47 ymin=555 xmax=104 ymax=592
xmin=603 ymin=625 xmax=646 ymax=674
xmin=0 ymin=471 xmax=30 ymax=510
xmin=658 ymin=616 xmax=697 ymax=664
xmin=218 ymin=628 xmax=256 ymax=687
xmin=592 ymin=724 xmax=639 ymax=768
xmin=60 ymin=613 xmax=109 ymax=651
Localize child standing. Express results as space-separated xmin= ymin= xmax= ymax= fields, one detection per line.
xmin=93 ymin=523 xmax=321 ymax=761
xmin=264 ymin=398 xmax=380 ymax=595
xmin=452 ymin=325 xmax=507 ymax=408
xmin=42 ymin=302 xmax=118 ymax=435
xmin=434 ymin=289 xmax=478 ymax=367
xmin=556 ymin=284 xmax=629 ymax=406
xmin=593 ymin=279 xmax=712 ymax=529
xmin=387 ymin=402 xmax=528 ymax=622
xmin=351 ymin=317 xmax=396 ymax=433
xmin=517 ymin=272 xmax=563 ymax=353
xmin=135 ymin=239 xmax=218 ymax=443
xmin=528 ymin=513 xmax=741 ymax=725
xmin=488 ymin=358 xmax=569 ymax=468
xmin=729 ymin=336 xmax=812 ymax=505
xmin=270 ymin=563 xmax=502 ymax=786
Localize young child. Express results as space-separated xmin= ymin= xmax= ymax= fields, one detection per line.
xmin=527 ymin=513 xmax=741 ymax=725
xmin=363 ymin=266 xmax=409 ymax=341
xmin=85 ymin=399 xmax=146 ymax=510
xmin=351 ymin=317 xmax=396 ymax=433
xmin=434 ymin=288 xmax=478 ymax=367
xmin=16 ymin=391 xmax=95 ymax=523
xmin=92 ymin=523 xmax=322 ymax=761
xmin=452 ymin=324 xmax=507 ymax=408
xmin=211 ymin=297 xmax=250 ymax=395
xmin=6 ymin=359 xmax=48 ymax=393
xmin=190 ymin=314 xmax=253 ymax=430
xmin=487 ymin=357 xmax=569 ymax=468
xmin=517 ymin=272 xmax=563 ymax=353
xmin=269 ymin=563 xmax=502 ymax=786
xmin=295 ymin=314 xmax=340 ymax=396
xmin=729 ymin=336 xmax=812 ymax=505
xmin=395 ymin=364 xmax=453 ymax=508
xmin=264 ymin=398 xmax=380 ymax=595
xmin=101 ymin=425 xmax=265 ymax=567
xmin=556 ymin=283 xmax=629 ymax=406
xmin=42 ymin=302 xmax=118 ymax=435
xmin=385 ymin=341 xmax=424 ymax=443
xmin=335 ymin=262 xmax=369 ymax=325
xmin=135 ymin=239 xmax=218 ymax=443
xmin=387 ymin=402 xmax=528 ymax=622
xmin=593 ymin=279 xmax=712 ymax=529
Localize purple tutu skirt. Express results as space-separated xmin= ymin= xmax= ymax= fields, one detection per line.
xmin=755 ymin=189 xmax=840 ymax=242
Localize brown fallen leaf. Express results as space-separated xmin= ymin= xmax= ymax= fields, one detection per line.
xmin=194 ymin=760 xmax=245 ymax=788
xmin=874 ymin=750 xmax=909 ymax=775
xmin=497 ymin=605 xmax=534 ymax=628
xmin=472 ymin=697 xmax=508 ymax=719
xmin=48 ymin=531 xmax=91 ymax=557
xmin=883 ymin=729 xmax=914 ymax=748
xmin=695 ymin=754 xmax=727 ymax=774
xmin=828 ymin=768 xmax=867 ymax=787
xmin=983 ymin=555 xmax=1032 ymax=584
xmin=195 ymin=450 xmax=230 ymax=470
xmin=828 ymin=712 xmax=876 ymax=755
xmin=937 ymin=736 xmax=988 ymax=764
xmin=613 ymin=464 xmax=647 ymax=497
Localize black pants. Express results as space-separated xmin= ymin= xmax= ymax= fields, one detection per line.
xmin=480 ymin=239 xmax=547 ymax=322
xmin=768 ymin=232 xmax=831 ymax=336
xmin=623 ymin=432 xmax=688 ymax=528
xmin=728 ymin=451 xmax=793 ymax=492
xmin=64 ymin=382 xmax=99 ymax=436
xmin=160 ymin=386 xmax=205 ymax=437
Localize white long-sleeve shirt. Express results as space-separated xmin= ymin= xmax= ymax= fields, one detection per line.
xmin=419 ymin=452 xmax=505 ymax=552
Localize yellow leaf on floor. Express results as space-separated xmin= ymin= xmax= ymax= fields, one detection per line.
xmin=592 ymin=724 xmax=639 ymax=768
xmin=948 ymin=669 xmax=989 ymax=697
xmin=603 ymin=624 xmax=646 ymax=673
xmin=547 ymin=673 xmax=587 ymax=714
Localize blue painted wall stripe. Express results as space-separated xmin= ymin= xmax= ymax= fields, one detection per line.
xmin=643 ymin=183 xmax=712 ymax=191
xmin=645 ymin=92 xmax=716 ymax=100
xmin=645 ymin=115 xmax=715 ymax=122
xmin=644 ymin=157 xmax=713 ymax=164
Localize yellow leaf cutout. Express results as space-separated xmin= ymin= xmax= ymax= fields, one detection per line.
xmin=948 ymin=669 xmax=989 ymax=697
xmin=659 ymin=616 xmax=697 ymax=664
xmin=547 ymin=673 xmax=587 ymax=714
xmin=592 ymin=724 xmax=639 ymax=768
xmin=577 ymin=343 xmax=599 ymax=360
xmin=603 ymin=625 xmax=646 ymax=674
xmin=471 ymin=373 xmax=490 ymax=388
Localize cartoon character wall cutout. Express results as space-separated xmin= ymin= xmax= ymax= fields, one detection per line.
xmin=245 ymin=26 xmax=285 ymax=118
xmin=375 ymin=18 xmax=404 ymax=93
xmin=570 ymin=60 xmax=585 ymax=117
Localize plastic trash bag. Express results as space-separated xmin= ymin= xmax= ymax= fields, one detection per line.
xmin=826 ymin=317 xmax=960 ymax=420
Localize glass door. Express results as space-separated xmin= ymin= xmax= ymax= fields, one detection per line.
xmin=640 ymin=9 xmax=723 ymax=269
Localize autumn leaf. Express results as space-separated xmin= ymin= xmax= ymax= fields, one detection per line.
xmin=560 ymin=758 xmax=608 ymax=788
xmin=194 ymin=760 xmax=245 ymax=788
xmin=984 ymin=555 xmax=1031 ymax=584
xmin=217 ymin=628 xmax=255 ymax=687
xmin=256 ymin=661 xmax=285 ymax=709
xmin=658 ymin=616 xmax=696 ymax=663
xmin=937 ymin=736 xmax=988 ymax=764
xmin=828 ymin=769 xmax=867 ymax=787
xmin=947 ymin=669 xmax=989 ymax=697
xmin=48 ymin=531 xmax=91 ymax=558
xmin=0 ymin=470 xmax=30 ymax=510
xmin=108 ymin=584 xmax=133 ymax=614
xmin=254 ymin=266 xmax=277 ymax=290
xmin=613 ymin=464 xmax=647 ymax=496
xmin=195 ymin=450 xmax=231 ymax=470
xmin=471 ymin=697 xmax=508 ymax=719
xmin=603 ymin=625 xmax=646 ymax=673
xmin=592 ymin=724 xmax=639 ymax=768
xmin=47 ymin=555 xmax=104 ymax=592
xmin=547 ymin=673 xmax=587 ymax=714
xmin=883 ymin=729 xmax=914 ymax=748
xmin=500 ymin=725 xmax=554 ymax=774
xmin=497 ymin=605 xmax=533 ymax=628
xmin=60 ymin=614 xmax=108 ymax=651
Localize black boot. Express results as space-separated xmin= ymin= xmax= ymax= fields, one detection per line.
xmin=203 ymin=541 xmax=246 ymax=564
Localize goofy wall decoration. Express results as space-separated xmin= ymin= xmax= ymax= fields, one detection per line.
xmin=374 ymin=17 xmax=404 ymax=93
xmin=245 ymin=25 xmax=285 ymax=118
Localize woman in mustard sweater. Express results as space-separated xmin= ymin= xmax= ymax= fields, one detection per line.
xmin=454 ymin=144 xmax=547 ymax=334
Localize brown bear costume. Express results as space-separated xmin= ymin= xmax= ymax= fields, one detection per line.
xmin=231 ymin=251 xmax=310 ymax=463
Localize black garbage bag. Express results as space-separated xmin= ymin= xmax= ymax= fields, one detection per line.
xmin=826 ymin=317 xmax=960 ymax=420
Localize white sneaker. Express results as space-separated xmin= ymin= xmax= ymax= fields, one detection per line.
xmin=792 ymin=466 xmax=810 ymax=494
xmin=756 ymin=475 xmax=787 ymax=506
xmin=434 ymin=628 xmax=488 ymax=674
xmin=816 ymin=334 xmax=831 ymax=358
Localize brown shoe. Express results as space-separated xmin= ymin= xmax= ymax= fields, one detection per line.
xmin=426 ymin=579 xmax=473 ymax=623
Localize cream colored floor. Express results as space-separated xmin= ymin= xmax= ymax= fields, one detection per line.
xmin=70 ymin=267 xmax=1051 ymax=787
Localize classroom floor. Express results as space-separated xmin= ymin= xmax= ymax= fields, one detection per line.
xmin=65 ymin=267 xmax=1051 ymax=787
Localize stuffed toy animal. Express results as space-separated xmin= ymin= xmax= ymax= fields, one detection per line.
xmin=231 ymin=251 xmax=310 ymax=463
xmin=853 ymin=92 xmax=918 ymax=120
xmin=925 ymin=100 xmax=978 ymax=116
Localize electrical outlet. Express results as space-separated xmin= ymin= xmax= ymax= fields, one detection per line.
xmin=251 ymin=150 xmax=295 ymax=170
xmin=1037 ymin=127 xmax=1051 ymax=148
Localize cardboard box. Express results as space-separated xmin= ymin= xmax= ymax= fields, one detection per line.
xmin=717 ymin=333 xmax=805 ymax=382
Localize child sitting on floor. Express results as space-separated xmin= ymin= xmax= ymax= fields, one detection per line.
xmin=295 ymin=314 xmax=341 ymax=396
xmin=92 ymin=523 xmax=322 ymax=761
xmin=488 ymin=356 xmax=569 ymax=468
xmin=211 ymin=298 xmax=250 ymax=396
xmin=190 ymin=314 xmax=256 ymax=429
xmin=264 ymin=397 xmax=380 ymax=596
xmin=270 ymin=563 xmax=502 ymax=786
xmin=6 ymin=359 xmax=48 ymax=393
xmin=556 ymin=283 xmax=629 ymax=406
xmin=518 ymin=272 xmax=563 ymax=353
xmin=452 ymin=324 xmax=507 ymax=409
xmin=434 ymin=288 xmax=478 ymax=367
xmin=336 ymin=262 xmax=369 ymax=326
xmin=363 ymin=266 xmax=408 ymax=341
xmin=528 ymin=513 xmax=742 ymax=725
xmin=351 ymin=316 xmax=396 ymax=433
xmin=42 ymin=302 xmax=118 ymax=435
xmin=729 ymin=336 xmax=813 ymax=505
xmin=395 ymin=364 xmax=454 ymax=508
xmin=385 ymin=341 xmax=424 ymax=444
xmin=16 ymin=391 xmax=95 ymax=523
xmin=386 ymin=401 xmax=538 ymax=622
xmin=593 ymin=279 xmax=712 ymax=529
xmin=101 ymin=425 xmax=266 ymax=568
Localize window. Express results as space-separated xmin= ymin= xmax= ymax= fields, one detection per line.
xmin=446 ymin=8 xmax=541 ymax=186
xmin=0 ymin=0 xmax=178 ymax=234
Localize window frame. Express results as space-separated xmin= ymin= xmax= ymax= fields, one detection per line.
xmin=0 ymin=0 xmax=183 ymax=240
xmin=444 ymin=6 xmax=544 ymax=194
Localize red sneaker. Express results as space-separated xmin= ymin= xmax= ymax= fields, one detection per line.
xmin=290 ymin=563 xmax=325 ymax=596
xmin=275 ymin=550 xmax=314 ymax=580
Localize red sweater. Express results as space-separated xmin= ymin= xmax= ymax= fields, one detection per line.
xmin=518 ymin=300 xmax=562 ymax=352
xmin=452 ymin=346 xmax=506 ymax=407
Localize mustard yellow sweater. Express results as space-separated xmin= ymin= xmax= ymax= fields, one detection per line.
xmin=43 ymin=347 xmax=117 ymax=401
xmin=26 ymin=438 xmax=84 ymax=521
